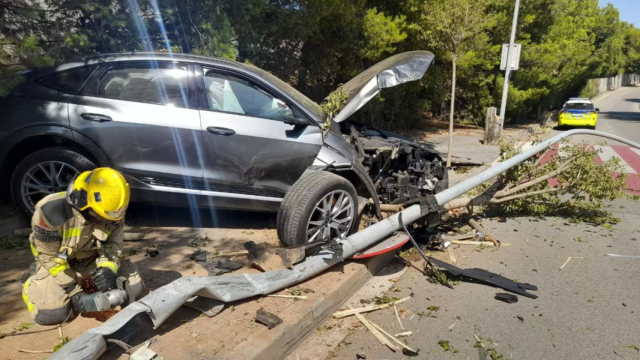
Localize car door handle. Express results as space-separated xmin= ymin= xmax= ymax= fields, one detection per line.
xmin=81 ymin=113 xmax=112 ymax=123
xmin=207 ymin=126 xmax=236 ymax=136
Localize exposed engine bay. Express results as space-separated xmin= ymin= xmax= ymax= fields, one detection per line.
xmin=341 ymin=121 xmax=448 ymax=205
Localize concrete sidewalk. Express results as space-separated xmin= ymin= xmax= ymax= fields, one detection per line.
xmin=427 ymin=125 xmax=534 ymax=166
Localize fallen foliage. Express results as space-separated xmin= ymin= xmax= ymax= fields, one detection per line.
xmin=444 ymin=127 xmax=638 ymax=227
xmin=438 ymin=340 xmax=459 ymax=353
xmin=424 ymin=264 xmax=460 ymax=287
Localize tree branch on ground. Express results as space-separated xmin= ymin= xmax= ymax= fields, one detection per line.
xmin=443 ymin=131 xmax=637 ymax=226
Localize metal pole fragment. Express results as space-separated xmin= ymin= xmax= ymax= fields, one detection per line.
xmin=49 ymin=129 xmax=640 ymax=360
xmin=48 ymin=205 xmax=425 ymax=360
xmin=499 ymin=0 xmax=521 ymax=128
xmin=435 ymin=129 xmax=640 ymax=206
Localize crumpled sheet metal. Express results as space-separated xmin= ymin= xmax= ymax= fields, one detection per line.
xmin=333 ymin=51 xmax=434 ymax=123
xmin=48 ymin=205 xmax=424 ymax=360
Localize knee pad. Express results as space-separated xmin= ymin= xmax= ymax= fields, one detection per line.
xmin=34 ymin=305 xmax=74 ymax=326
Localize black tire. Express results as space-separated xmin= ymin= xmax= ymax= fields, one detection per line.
xmin=11 ymin=147 xmax=96 ymax=218
xmin=277 ymin=171 xmax=358 ymax=247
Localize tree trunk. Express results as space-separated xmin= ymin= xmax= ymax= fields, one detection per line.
xmin=446 ymin=55 xmax=457 ymax=168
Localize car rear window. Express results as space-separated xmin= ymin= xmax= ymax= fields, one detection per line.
xmin=85 ymin=62 xmax=190 ymax=107
xmin=564 ymin=102 xmax=594 ymax=110
xmin=38 ymin=65 xmax=98 ymax=94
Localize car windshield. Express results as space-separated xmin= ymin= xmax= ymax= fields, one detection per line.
xmin=564 ymin=102 xmax=594 ymax=110
xmin=248 ymin=66 xmax=325 ymax=120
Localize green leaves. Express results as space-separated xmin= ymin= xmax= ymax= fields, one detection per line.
xmin=319 ymin=86 xmax=348 ymax=133
xmin=489 ymin=135 xmax=632 ymax=226
xmin=438 ymin=340 xmax=459 ymax=353
xmin=362 ymin=8 xmax=407 ymax=60
xmin=53 ymin=336 xmax=71 ymax=352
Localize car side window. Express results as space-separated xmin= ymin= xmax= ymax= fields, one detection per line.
xmin=86 ymin=62 xmax=190 ymax=107
xmin=203 ymin=69 xmax=295 ymax=121
xmin=38 ymin=65 xmax=98 ymax=94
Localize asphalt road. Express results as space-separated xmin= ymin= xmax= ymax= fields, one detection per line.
xmin=550 ymin=85 xmax=640 ymax=145
xmin=547 ymin=86 xmax=640 ymax=195
xmin=329 ymin=87 xmax=640 ymax=360
xmin=332 ymin=210 xmax=640 ymax=360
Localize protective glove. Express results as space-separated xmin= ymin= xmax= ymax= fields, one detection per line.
xmin=90 ymin=267 xmax=117 ymax=291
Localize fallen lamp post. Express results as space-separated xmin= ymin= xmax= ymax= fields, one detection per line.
xmin=48 ymin=129 xmax=640 ymax=360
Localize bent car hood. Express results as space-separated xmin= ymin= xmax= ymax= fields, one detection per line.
xmin=332 ymin=51 xmax=435 ymax=123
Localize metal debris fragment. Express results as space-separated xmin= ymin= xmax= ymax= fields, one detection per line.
xmin=255 ymin=308 xmax=283 ymax=329
xmin=182 ymin=296 xmax=225 ymax=317
xmin=495 ymin=293 xmax=518 ymax=304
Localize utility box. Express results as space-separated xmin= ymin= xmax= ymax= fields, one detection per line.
xmin=500 ymin=43 xmax=522 ymax=71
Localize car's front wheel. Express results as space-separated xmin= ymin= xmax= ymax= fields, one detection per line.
xmin=277 ymin=171 xmax=358 ymax=248
xmin=11 ymin=147 xmax=96 ymax=217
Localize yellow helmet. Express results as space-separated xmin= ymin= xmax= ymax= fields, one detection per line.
xmin=67 ymin=168 xmax=130 ymax=221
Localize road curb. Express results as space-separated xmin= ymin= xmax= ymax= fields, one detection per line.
xmin=228 ymin=251 xmax=396 ymax=360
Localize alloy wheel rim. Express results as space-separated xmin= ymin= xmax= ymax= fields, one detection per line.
xmin=306 ymin=190 xmax=354 ymax=243
xmin=21 ymin=161 xmax=80 ymax=212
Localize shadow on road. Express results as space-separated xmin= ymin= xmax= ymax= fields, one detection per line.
xmin=552 ymin=125 xmax=596 ymax=131
xmin=600 ymin=111 xmax=640 ymax=122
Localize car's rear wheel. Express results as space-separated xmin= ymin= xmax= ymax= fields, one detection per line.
xmin=11 ymin=147 xmax=96 ymax=217
xmin=277 ymin=171 xmax=358 ymax=248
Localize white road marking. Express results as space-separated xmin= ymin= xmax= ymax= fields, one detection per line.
xmin=594 ymin=145 xmax=636 ymax=173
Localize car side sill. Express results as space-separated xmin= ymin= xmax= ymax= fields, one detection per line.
xmin=144 ymin=183 xmax=284 ymax=202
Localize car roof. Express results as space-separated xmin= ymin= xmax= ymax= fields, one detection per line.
xmin=19 ymin=52 xmax=252 ymax=79
xmin=566 ymin=97 xmax=593 ymax=104
xmin=65 ymin=52 xmax=247 ymax=70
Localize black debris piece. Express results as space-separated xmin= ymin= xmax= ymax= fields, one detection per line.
xmin=190 ymin=250 xmax=244 ymax=276
xmin=427 ymin=257 xmax=538 ymax=299
xmin=255 ymin=308 xmax=283 ymax=329
xmin=189 ymin=250 xmax=208 ymax=262
xmin=398 ymin=213 xmax=538 ymax=299
xmin=145 ymin=248 xmax=159 ymax=258
xmin=402 ymin=348 xmax=420 ymax=357
xmin=356 ymin=354 xmax=367 ymax=359
xmin=201 ymin=257 xmax=244 ymax=276
xmin=495 ymin=293 xmax=519 ymax=304
xmin=212 ymin=257 xmax=244 ymax=271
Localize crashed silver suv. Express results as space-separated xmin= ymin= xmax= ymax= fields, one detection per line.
xmin=0 ymin=51 xmax=447 ymax=246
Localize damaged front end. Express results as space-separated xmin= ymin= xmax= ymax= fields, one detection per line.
xmin=315 ymin=50 xmax=446 ymax=214
xmin=342 ymin=121 xmax=448 ymax=206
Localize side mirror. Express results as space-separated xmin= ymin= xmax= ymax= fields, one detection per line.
xmin=284 ymin=116 xmax=314 ymax=126
xmin=595 ymin=108 xmax=600 ymax=112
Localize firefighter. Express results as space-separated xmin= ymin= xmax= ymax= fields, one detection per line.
xmin=21 ymin=168 xmax=145 ymax=325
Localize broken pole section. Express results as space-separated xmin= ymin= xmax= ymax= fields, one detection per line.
xmin=484 ymin=107 xmax=501 ymax=145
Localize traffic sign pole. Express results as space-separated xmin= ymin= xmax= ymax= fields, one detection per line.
xmin=499 ymin=0 xmax=521 ymax=130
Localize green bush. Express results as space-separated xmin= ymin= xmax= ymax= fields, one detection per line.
xmin=579 ymin=80 xmax=600 ymax=99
